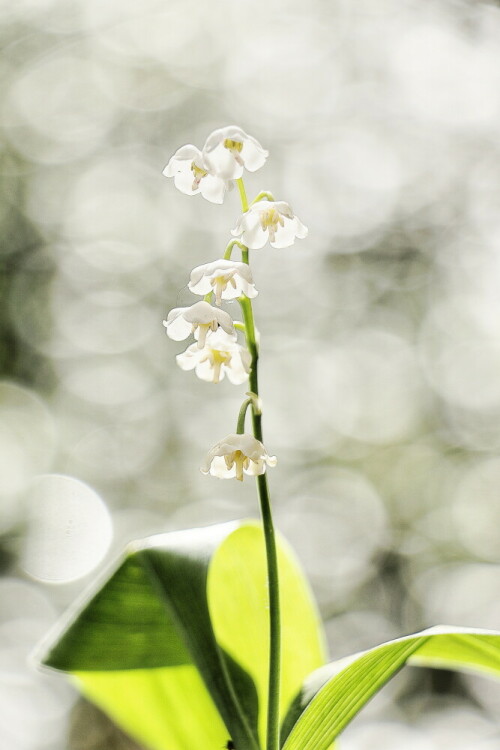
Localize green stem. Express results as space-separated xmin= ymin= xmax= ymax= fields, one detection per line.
xmin=251 ymin=191 xmax=275 ymax=204
xmin=236 ymin=397 xmax=253 ymax=434
xmin=237 ymin=177 xmax=281 ymax=750
xmin=223 ymin=239 xmax=247 ymax=260
xmin=236 ymin=178 xmax=249 ymax=212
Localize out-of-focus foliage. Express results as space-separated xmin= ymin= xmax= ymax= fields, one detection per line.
xmin=68 ymin=702 xmax=142 ymax=750
xmin=1 ymin=0 xmax=500 ymax=747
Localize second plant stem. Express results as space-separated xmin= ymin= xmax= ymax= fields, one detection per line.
xmin=236 ymin=177 xmax=281 ymax=750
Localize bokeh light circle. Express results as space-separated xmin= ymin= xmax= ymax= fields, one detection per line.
xmin=22 ymin=474 xmax=113 ymax=583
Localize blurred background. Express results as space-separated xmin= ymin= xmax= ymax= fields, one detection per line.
xmin=1 ymin=0 xmax=500 ymax=747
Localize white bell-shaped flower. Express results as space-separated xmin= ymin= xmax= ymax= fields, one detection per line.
xmin=163 ymin=301 xmax=235 ymax=349
xmin=201 ymin=433 xmax=277 ymax=482
xmin=188 ymin=259 xmax=258 ymax=306
xmin=163 ymin=144 xmax=229 ymax=204
xmin=203 ymin=126 xmax=268 ymax=180
xmin=231 ymin=200 xmax=308 ymax=249
xmin=176 ymin=329 xmax=251 ymax=385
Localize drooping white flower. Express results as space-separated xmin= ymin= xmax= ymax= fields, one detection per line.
xmin=163 ymin=144 xmax=229 ymax=204
xmin=163 ymin=301 xmax=235 ymax=349
xmin=201 ymin=433 xmax=277 ymax=482
xmin=203 ymin=126 xmax=268 ymax=180
xmin=188 ymin=259 xmax=258 ymax=306
xmin=176 ymin=329 xmax=251 ymax=385
xmin=231 ymin=200 xmax=308 ymax=249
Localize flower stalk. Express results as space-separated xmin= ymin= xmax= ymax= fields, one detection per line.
xmin=236 ymin=397 xmax=254 ymax=434
xmin=237 ymin=178 xmax=281 ymax=750
xmin=236 ymin=177 xmax=249 ymax=212
xmin=164 ymin=129 xmax=307 ymax=750
xmin=223 ymin=239 xmax=247 ymax=260
xmin=251 ymin=190 xmax=276 ymax=204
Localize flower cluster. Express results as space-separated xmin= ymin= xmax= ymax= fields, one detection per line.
xmin=163 ymin=126 xmax=307 ymax=480
xmin=163 ymin=126 xmax=268 ymax=204
xmin=163 ymin=291 xmax=250 ymax=385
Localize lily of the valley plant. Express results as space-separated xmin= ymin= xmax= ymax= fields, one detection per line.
xmin=36 ymin=126 xmax=500 ymax=750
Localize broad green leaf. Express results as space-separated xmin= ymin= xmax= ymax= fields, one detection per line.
xmin=281 ymin=626 xmax=500 ymax=750
xmin=73 ymin=667 xmax=228 ymax=750
xmin=208 ymin=523 xmax=326 ymax=745
xmin=36 ymin=520 xmax=325 ymax=750
xmin=39 ymin=521 xmax=247 ymax=750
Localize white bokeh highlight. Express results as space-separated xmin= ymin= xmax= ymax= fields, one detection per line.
xmin=22 ymin=474 xmax=113 ymax=583
xmin=0 ymin=578 xmax=75 ymax=750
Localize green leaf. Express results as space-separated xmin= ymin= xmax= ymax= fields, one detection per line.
xmin=36 ymin=520 xmax=326 ymax=750
xmin=207 ymin=523 xmax=326 ymax=744
xmin=72 ymin=667 xmax=228 ymax=750
xmin=281 ymin=626 xmax=500 ymax=750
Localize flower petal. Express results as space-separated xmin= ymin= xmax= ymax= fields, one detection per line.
xmin=195 ymin=358 xmax=226 ymax=383
xmin=241 ymin=138 xmax=268 ymax=172
xmin=244 ymin=459 xmax=266 ymax=476
xmin=205 ymin=146 xmax=243 ymax=181
xmin=270 ymin=222 xmax=301 ymax=249
xmin=201 ymin=454 xmax=235 ymax=478
xmin=163 ymin=144 xmax=201 ymax=176
xmin=294 ymin=217 xmax=308 ymax=240
xmin=163 ymin=310 xmax=193 ymax=341
xmin=173 ymin=166 xmax=200 ymax=196
xmin=199 ymin=174 xmax=228 ymax=204
xmin=175 ymin=343 xmax=199 ymax=371
xmin=241 ymin=223 xmax=269 ymax=250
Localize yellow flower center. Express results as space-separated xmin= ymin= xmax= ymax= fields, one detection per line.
xmin=203 ymin=348 xmax=231 ymax=384
xmin=190 ymin=161 xmax=208 ymax=190
xmin=193 ymin=320 xmax=218 ymax=349
xmin=224 ymin=449 xmax=249 ymax=481
xmin=210 ymin=273 xmax=237 ymax=306
xmin=223 ymin=138 xmax=243 ymax=152
xmin=260 ymin=208 xmax=284 ymax=243
xmin=223 ymin=138 xmax=244 ymax=166
xmin=211 ymin=349 xmax=231 ymax=364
